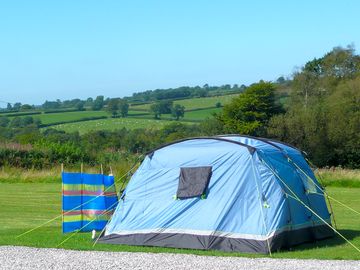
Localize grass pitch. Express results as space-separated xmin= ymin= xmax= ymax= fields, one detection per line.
xmin=0 ymin=181 xmax=360 ymax=259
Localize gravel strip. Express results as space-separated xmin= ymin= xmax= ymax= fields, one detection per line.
xmin=0 ymin=246 xmax=359 ymax=270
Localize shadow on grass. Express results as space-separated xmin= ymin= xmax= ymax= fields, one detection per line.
xmin=289 ymin=229 xmax=360 ymax=252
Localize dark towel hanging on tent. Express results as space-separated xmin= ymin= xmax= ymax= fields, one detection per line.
xmin=62 ymin=172 xmax=118 ymax=233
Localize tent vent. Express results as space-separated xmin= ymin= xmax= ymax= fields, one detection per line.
xmin=176 ymin=166 xmax=212 ymax=199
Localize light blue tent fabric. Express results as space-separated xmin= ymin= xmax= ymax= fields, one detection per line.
xmin=100 ymin=136 xmax=333 ymax=253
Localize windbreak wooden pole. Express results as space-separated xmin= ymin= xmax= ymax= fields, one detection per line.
xmin=61 ymin=163 xmax=64 ymax=232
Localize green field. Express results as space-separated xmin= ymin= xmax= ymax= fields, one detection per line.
xmin=34 ymin=111 xmax=108 ymax=125
xmin=46 ymin=107 xmax=219 ymax=133
xmin=125 ymin=108 xmax=222 ymax=122
xmin=182 ymin=108 xmax=222 ymax=121
xmin=2 ymin=94 xmax=234 ymax=132
xmin=5 ymin=110 xmax=149 ymax=125
xmin=131 ymin=94 xmax=238 ymax=111
xmin=52 ymin=117 xmax=180 ymax=134
xmin=0 ymin=181 xmax=360 ymax=259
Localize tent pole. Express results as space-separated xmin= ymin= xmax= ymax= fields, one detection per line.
xmin=251 ymin=154 xmax=272 ymax=256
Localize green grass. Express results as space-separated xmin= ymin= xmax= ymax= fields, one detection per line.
xmin=1 ymin=181 xmax=360 ymax=259
xmin=7 ymin=110 xmax=147 ymax=126
xmin=126 ymin=108 xmax=222 ymax=122
xmin=51 ymin=117 xmax=182 ymax=134
xmin=34 ymin=111 xmax=108 ymax=125
xmin=317 ymin=168 xmax=360 ymax=188
xmin=0 ymin=162 xmax=136 ymax=184
xmin=0 ymin=167 xmax=61 ymax=183
xmin=130 ymin=94 xmax=238 ymax=111
xmin=182 ymin=108 xmax=222 ymax=121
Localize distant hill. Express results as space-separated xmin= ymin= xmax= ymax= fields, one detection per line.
xmin=126 ymin=84 xmax=246 ymax=103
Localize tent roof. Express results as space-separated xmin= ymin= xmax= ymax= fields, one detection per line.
xmin=147 ymin=135 xmax=302 ymax=157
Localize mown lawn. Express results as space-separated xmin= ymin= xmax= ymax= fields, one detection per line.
xmin=52 ymin=117 xmax=181 ymax=134
xmin=130 ymin=94 xmax=238 ymax=111
xmin=1 ymin=182 xmax=360 ymax=259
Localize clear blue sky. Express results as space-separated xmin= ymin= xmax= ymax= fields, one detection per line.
xmin=0 ymin=0 xmax=359 ymax=105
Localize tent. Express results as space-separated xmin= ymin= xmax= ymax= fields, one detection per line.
xmin=99 ymin=135 xmax=334 ymax=253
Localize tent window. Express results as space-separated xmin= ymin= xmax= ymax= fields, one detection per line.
xmin=176 ymin=166 xmax=212 ymax=199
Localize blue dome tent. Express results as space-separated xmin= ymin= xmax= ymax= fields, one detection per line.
xmin=99 ymin=135 xmax=334 ymax=253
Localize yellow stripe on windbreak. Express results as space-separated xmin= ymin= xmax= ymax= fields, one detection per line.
xmin=63 ymin=214 xmax=111 ymax=222
xmin=63 ymin=184 xmax=115 ymax=193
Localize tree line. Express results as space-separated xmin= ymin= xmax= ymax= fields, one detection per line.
xmin=0 ymin=45 xmax=358 ymax=169
xmin=129 ymin=84 xmax=246 ymax=102
xmin=205 ymin=45 xmax=360 ymax=168
xmin=2 ymin=84 xmax=246 ymax=113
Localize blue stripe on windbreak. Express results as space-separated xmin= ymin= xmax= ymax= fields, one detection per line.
xmin=103 ymin=175 xmax=115 ymax=186
xmin=82 ymin=174 xmax=103 ymax=185
xmin=62 ymin=172 xmax=82 ymax=184
xmin=63 ymin=221 xmax=82 ymax=233
xmin=63 ymin=221 xmax=108 ymax=233
xmin=81 ymin=220 xmax=109 ymax=232
xmin=63 ymin=196 xmax=102 ymax=210
xmin=63 ymin=196 xmax=118 ymax=211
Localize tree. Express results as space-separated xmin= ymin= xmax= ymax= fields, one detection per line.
xmin=292 ymin=45 xmax=360 ymax=109
xmin=106 ymin=98 xmax=119 ymax=117
xmin=6 ymin=103 xmax=12 ymax=111
xmin=171 ymin=104 xmax=185 ymax=120
xmin=13 ymin=102 xmax=21 ymax=110
xmin=119 ymin=99 xmax=129 ymax=117
xmin=150 ymin=100 xmax=173 ymax=119
xmin=21 ymin=116 xmax=34 ymax=126
xmin=292 ymin=70 xmax=319 ymax=108
xmin=276 ymin=76 xmax=286 ymax=84
xmin=92 ymin=95 xmax=104 ymax=110
xmin=20 ymin=104 xmax=33 ymax=111
xmin=9 ymin=117 xmax=22 ymax=127
xmin=267 ymin=45 xmax=360 ymax=168
xmin=0 ymin=117 xmax=10 ymax=127
xmin=85 ymin=97 xmax=93 ymax=107
xmin=150 ymin=103 xmax=162 ymax=119
xmin=326 ymin=76 xmax=360 ymax=167
xmin=194 ymin=88 xmax=208 ymax=97
xmin=218 ymin=81 xmax=282 ymax=135
xmin=42 ymin=100 xmax=60 ymax=110
xmin=75 ymin=101 xmax=85 ymax=111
